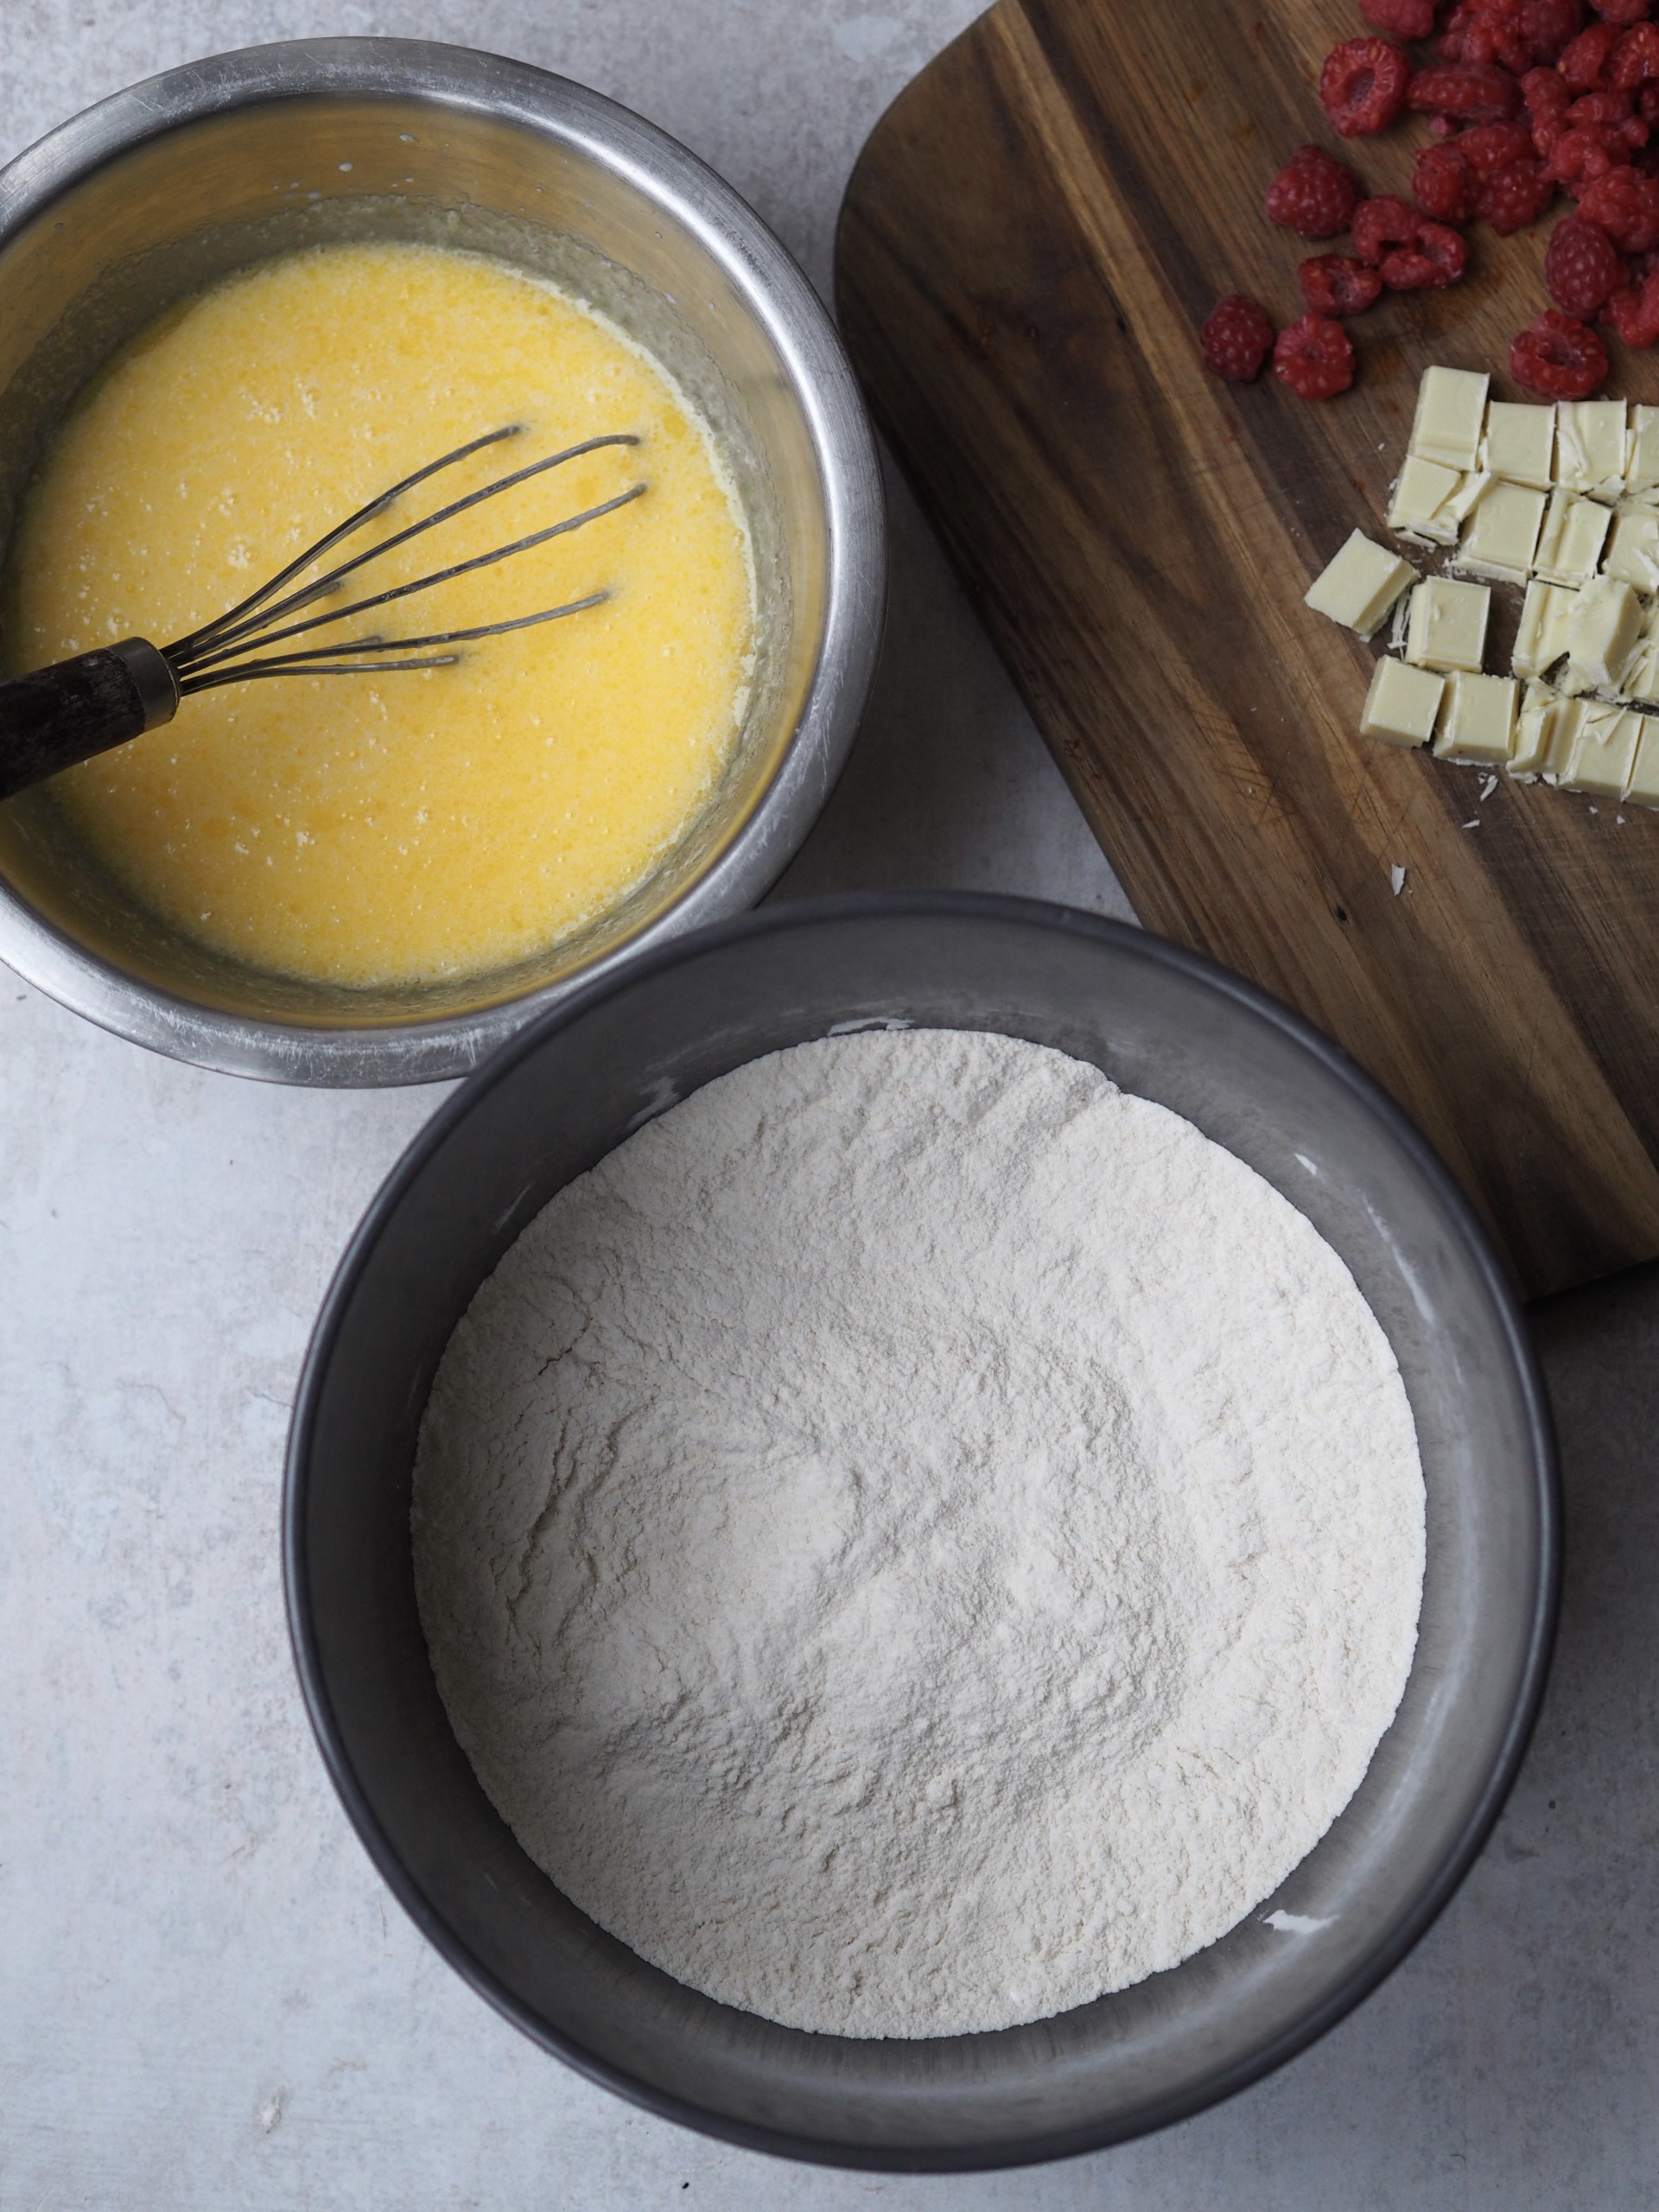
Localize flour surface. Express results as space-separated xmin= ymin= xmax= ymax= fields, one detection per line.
xmin=413 ymin=1030 xmax=1425 ymax=2038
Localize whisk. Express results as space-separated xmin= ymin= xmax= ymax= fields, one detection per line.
xmin=0 ymin=424 xmax=645 ymax=804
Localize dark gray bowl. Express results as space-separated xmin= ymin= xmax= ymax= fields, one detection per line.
xmin=284 ymin=894 xmax=1558 ymax=2171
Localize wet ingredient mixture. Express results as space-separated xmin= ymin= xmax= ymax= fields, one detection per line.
xmin=6 ymin=241 xmax=753 ymax=987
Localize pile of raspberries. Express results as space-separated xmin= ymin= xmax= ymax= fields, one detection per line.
xmin=1203 ymin=0 xmax=1659 ymax=401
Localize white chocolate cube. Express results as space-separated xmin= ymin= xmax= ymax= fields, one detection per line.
xmin=1404 ymin=575 xmax=1491 ymax=673
xmin=1458 ymin=479 xmax=1548 ymax=583
xmin=1560 ymin=702 xmax=1643 ymax=796
xmin=1541 ymin=694 xmax=1595 ymax=781
xmin=1444 ymin=471 xmax=1491 ymax=530
xmin=1409 ymin=366 xmax=1489 ymax=473
xmin=1626 ymin=404 xmax=1659 ymax=499
xmin=1481 ymin=401 xmax=1554 ymax=490
xmin=1555 ymin=398 xmax=1627 ymax=499
xmin=1624 ymin=721 xmax=1659 ymax=805
xmin=1433 ymin=671 xmax=1516 ymax=763
xmin=1388 ymin=454 xmax=1465 ymax=544
xmin=1533 ymin=488 xmax=1611 ymax=586
xmin=1512 ymin=580 xmax=1577 ymax=678
xmin=1605 ymin=506 xmax=1659 ymax=594
xmin=1509 ymin=678 xmax=1561 ymax=779
xmin=1360 ymin=655 xmax=1445 ymax=748
xmin=1305 ymin=530 xmax=1418 ymax=639
xmin=1622 ymin=637 xmax=1659 ymax=707
xmin=1565 ymin=575 xmax=1644 ymax=692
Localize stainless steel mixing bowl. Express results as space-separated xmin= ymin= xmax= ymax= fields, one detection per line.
xmin=285 ymin=894 xmax=1558 ymax=2171
xmin=0 ymin=40 xmax=883 ymax=1083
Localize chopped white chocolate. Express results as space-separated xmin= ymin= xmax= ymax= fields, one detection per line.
xmin=1510 ymin=677 xmax=1561 ymax=778
xmin=1626 ymin=404 xmax=1659 ymax=499
xmin=1565 ymin=575 xmax=1644 ymax=691
xmin=1541 ymin=694 xmax=1595 ymax=781
xmin=1404 ymin=575 xmax=1491 ymax=672
xmin=1409 ymin=365 xmax=1489 ymax=472
xmin=1625 ymin=721 xmax=1659 ymax=805
xmin=1533 ymin=487 xmax=1611 ymax=585
xmin=1555 ymin=398 xmax=1627 ymax=499
xmin=1560 ymin=702 xmax=1643 ymax=796
xmin=1387 ymin=453 xmax=1465 ymax=544
xmin=1305 ymin=530 xmax=1418 ymax=638
xmin=1513 ymin=579 xmax=1578 ymax=677
xmin=1605 ymin=505 xmax=1659 ymax=592
xmin=1481 ymin=401 xmax=1554 ymax=489
xmin=1457 ymin=478 xmax=1548 ymax=583
xmin=1622 ymin=635 xmax=1659 ymax=706
xmin=1360 ymin=655 xmax=1445 ymax=747
xmin=1443 ymin=471 xmax=1491 ymax=530
xmin=1433 ymin=670 xmax=1516 ymax=763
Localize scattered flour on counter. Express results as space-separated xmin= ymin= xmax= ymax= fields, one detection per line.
xmin=413 ymin=1029 xmax=1425 ymax=2039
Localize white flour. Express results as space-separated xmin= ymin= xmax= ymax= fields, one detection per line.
xmin=413 ymin=1029 xmax=1424 ymax=2038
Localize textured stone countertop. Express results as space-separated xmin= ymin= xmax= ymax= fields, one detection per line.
xmin=3 ymin=6 xmax=1657 ymax=2207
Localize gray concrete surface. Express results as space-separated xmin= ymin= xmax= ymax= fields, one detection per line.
xmin=2 ymin=5 xmax=1656 ymax=2207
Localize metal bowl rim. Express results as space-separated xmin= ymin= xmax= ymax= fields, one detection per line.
xmin=282 ymin=889 xmax=1560 ymax=2173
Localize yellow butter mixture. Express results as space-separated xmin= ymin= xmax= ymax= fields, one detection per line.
xmin=5 ymin=241 xmax=754 ymax=987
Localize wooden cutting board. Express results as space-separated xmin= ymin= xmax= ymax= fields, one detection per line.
xmin=834 ymin=0 xmax=1659 ymax=1298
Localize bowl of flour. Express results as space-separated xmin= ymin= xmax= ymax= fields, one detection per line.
xmin=285 ymin=893 xmax=1557 ymax=2171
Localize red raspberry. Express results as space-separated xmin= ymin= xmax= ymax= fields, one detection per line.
xmin=1603 ymin=262 xmax=1659 ymax=336
xmin=1200 ymin=295 xmax=1275 ymax=381
xmin=1522 ymin=0 xmax=1586 ymax=60
xmin=1441 ymin=0 xmax=1534 ymax=67
xmin=1364 ymin=0 xmax=1438 ymax=31
xmin=1415 ymin=139 xmax=1478 ymax=217
xmin=1272 ymin=313 xmax=1357 ymax=397
xmin=1459 ymin=119 xmax=1541 ymax=169
xmin=1475 ymin=154 xmax=1558 ymax=225
xmin=1545 ymin=210 xmax=1626 ymax=304
xmin=1612 ymin=17 xmax=1659 ymax=78
xmin=1264 ymin=144 xmax=1363 ymax=237
xmin=1524 ymin=63 xmax=1574 ymax=148
xmin=1407 ymin=60 xmax=1525 ymax=118
xmin=1640 ymin=78 xmax=1659 ymax=118
xmin=1591 ymin=0 xmax=1652 ymax=22
xmin=1545 ymin=121 xmax=1635 ymax=185
xmin=1578 ymin=158 xmax=1659 ymax=235
xmin=1560 ymin=18 xmax=1625 ymax=79
xmin=1298 ymin=253 xmax=1386 ymax=314
xmin=1352 ymin=193 xmax=1471 ymax=283
xmin=1510 ymin=306 xmax=1611 ymax=390
xmin=1321 ymin=39 xmax=1413 ymax=133
xmin=1567 ymin=86 xmax=1638 ymax=119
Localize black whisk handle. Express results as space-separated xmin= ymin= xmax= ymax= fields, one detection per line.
xmin=0 ymin=637 xmax=179 ymax=803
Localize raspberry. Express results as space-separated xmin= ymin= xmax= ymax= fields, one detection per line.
xmin=1272 ymin=313 xmax=1357 ymax=397
xmin=1459 ymin=119 xmax=1541 ymax=169
xmin=1510 ymin=306 xmax=1611 ymax=390
xmin=1567 ymin=86 xmax=1637 ymax=119
xmin=1603 ymin=262 xmax=1659 ymax=336
xmin=1522 ymin=0 xmax=1587 ymax=59
xmin=1591 ymin=0 xmax=1652 ymax=22
xmin=1545 ymin=121 xmax=1635 ymax=186
xmin=1524 ymin=64 xmax=1574 ymax=149
xmin=1641 ymin=78 xmax=1659 ymax=118
xmin=1415 ymin=139 xmax=1478 ymax=217
xmin=1264 ymin=144 xmax=1363 ymax=237
xmin=1612 ymin=17 xmax=1659 ymax=78
xmin=1352 ymin=193 xmax=1471 ymax=283
xmin=1298 ymin=253 xmax=1386 ymax=314
xmin=1475 ymin=153 xmax=1558 ymax=224
xmin=1578 ymin=157 xmax=1659 ymax=235
xmin=1407 ymin=60 xmax=1526 ymax=118
xmin=1441 ymin=0 xmax=1534 ymax=67
xmin=1200 ymin=295 xmax=1275 ymax=381
xmin=1364 ymin=0 xmax=1438 ymax=31
xmin=1545 ymin=210 xmax=1626 ymax=304
xmin=1560 ymin=18 xmax=1624 ymax=79
xmin=1321 ymin=39 xmax=1413 ymax=134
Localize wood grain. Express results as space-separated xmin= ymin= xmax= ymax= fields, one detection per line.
xmin=835 ymin=0 xmax=1659 ymax=1297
